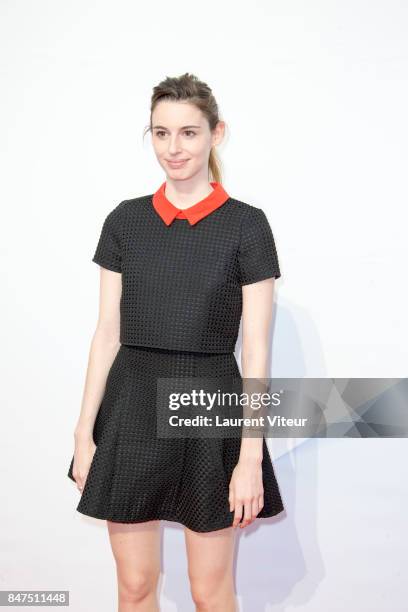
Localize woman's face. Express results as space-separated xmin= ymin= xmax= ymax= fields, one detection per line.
xmin=151 ymin=100 xmax=224 ymax=181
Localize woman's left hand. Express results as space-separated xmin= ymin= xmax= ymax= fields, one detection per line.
xmin=229 ymin=458 xmax=264 ymax=529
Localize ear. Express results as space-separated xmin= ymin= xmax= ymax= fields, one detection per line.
xmin=212 ymin=121 xmax=226 ymax=146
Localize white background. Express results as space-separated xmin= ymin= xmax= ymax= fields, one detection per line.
xmin=1 ymin=1 xmax=407 ymax=610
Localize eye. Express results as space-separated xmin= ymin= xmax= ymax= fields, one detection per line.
xmin=184 ymin=130 xmax=196 ymax=137
xmin=155 ymin=130 xmax=166 ymax=138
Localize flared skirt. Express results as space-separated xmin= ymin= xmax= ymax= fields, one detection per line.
xmin=67 ymin=344 xmax=284 ymax=532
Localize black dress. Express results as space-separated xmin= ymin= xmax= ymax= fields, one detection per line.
xmin=67 ymin=187 xmax=285 ymax=532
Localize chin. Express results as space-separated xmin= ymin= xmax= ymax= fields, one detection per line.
xmin=166 ymin=171 xmax=193 ymax=181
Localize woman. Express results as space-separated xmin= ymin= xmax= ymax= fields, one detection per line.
xmin=67 ymin=72 xmax=284 ymax=611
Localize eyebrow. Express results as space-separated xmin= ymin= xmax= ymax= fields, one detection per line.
xmin=152 ymin=125 xmax=202 ymax=130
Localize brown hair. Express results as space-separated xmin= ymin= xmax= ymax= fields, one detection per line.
xmin=144 ymin=72 xmax=224 ymax=184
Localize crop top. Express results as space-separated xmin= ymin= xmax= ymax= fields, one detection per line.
xmin=91 ymin=186 xmax=282 ymax=353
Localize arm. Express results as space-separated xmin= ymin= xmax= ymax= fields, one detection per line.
xmin=239 ymin=276 xmax=275 ymax=462
xmin=229 ymin=276 xmax=276 ymax=528
xmin=71 ymin=267 xmax=122 ymax=491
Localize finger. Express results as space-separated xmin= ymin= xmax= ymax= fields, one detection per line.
xmin=229 ymin=489 xmax=234 ymax=512
xmin=258 ymin=493 xmax=264 ymax=512
xmin=252 ymin=497 xmax=260 ymax=520
xmin=242 ymin=499 xmax=259 ymax=528
xmin=72 ymin=465 xmax=82 ymax=489
xmin=76 ymin=472 xmax=87 ymax=493
xmin=240 ymin=501 xmax=252 ymax=528
xmin=72 ymin=471 xmax=81 ymax=490
xmin=232 ymin=502 xmax=243 ymax=528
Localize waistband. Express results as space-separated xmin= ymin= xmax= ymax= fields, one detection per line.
xmin=121 ymin=342 xmax=234 ymax=357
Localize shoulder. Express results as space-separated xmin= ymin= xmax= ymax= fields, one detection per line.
xmin=121 ymin=194 xmax=153 ymax=208
xmin=109 ymin=195 xmax=148 ymax=215
xmin=102 ymin=195 xmax=151 ymax=225
xmin=227 ymin=196 xmax=268 ymax=217
xmin=114 ymin=194 xmax=155 ymax=218
xmin=227 ymin=197 xmax=272 ymax=233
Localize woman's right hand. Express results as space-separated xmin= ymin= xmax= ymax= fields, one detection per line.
xmin=72 ymin=435 xmax=97 ymax=494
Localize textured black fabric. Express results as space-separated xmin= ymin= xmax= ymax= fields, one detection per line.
xmin=67 ymin=194 xmax=285 ymax=531
xmin=67 ymin=345 xmax=284 ymax=532
xmin=91 ymin=195 xmax=281 ymax=353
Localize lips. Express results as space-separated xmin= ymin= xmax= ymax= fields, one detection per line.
xmin=167 ymin=159 xmax=189 ymax=167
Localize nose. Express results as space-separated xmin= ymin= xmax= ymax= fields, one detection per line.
xmin=167 ymin=135 xmax=183 ymax=155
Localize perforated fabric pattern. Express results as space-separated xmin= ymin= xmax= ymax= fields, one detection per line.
xmin=67 ymin=345 xmax=285 ymax=532
xmin=91 ymin=196 xmax=282 ymax=353
xmin=92 ymin=201 xmax=126 ymax=273
xmin=238 ymin=206 xmax=281 ymax=285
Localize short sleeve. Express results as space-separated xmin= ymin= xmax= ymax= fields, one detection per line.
xmin=92 ymin=202 xmax=125 ymax=272
xmin=238 ymin=206 xmax=281 ymax=286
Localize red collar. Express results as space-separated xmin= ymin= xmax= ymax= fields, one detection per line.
xmin=152 ymin=181 xmax=230 ymax=226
